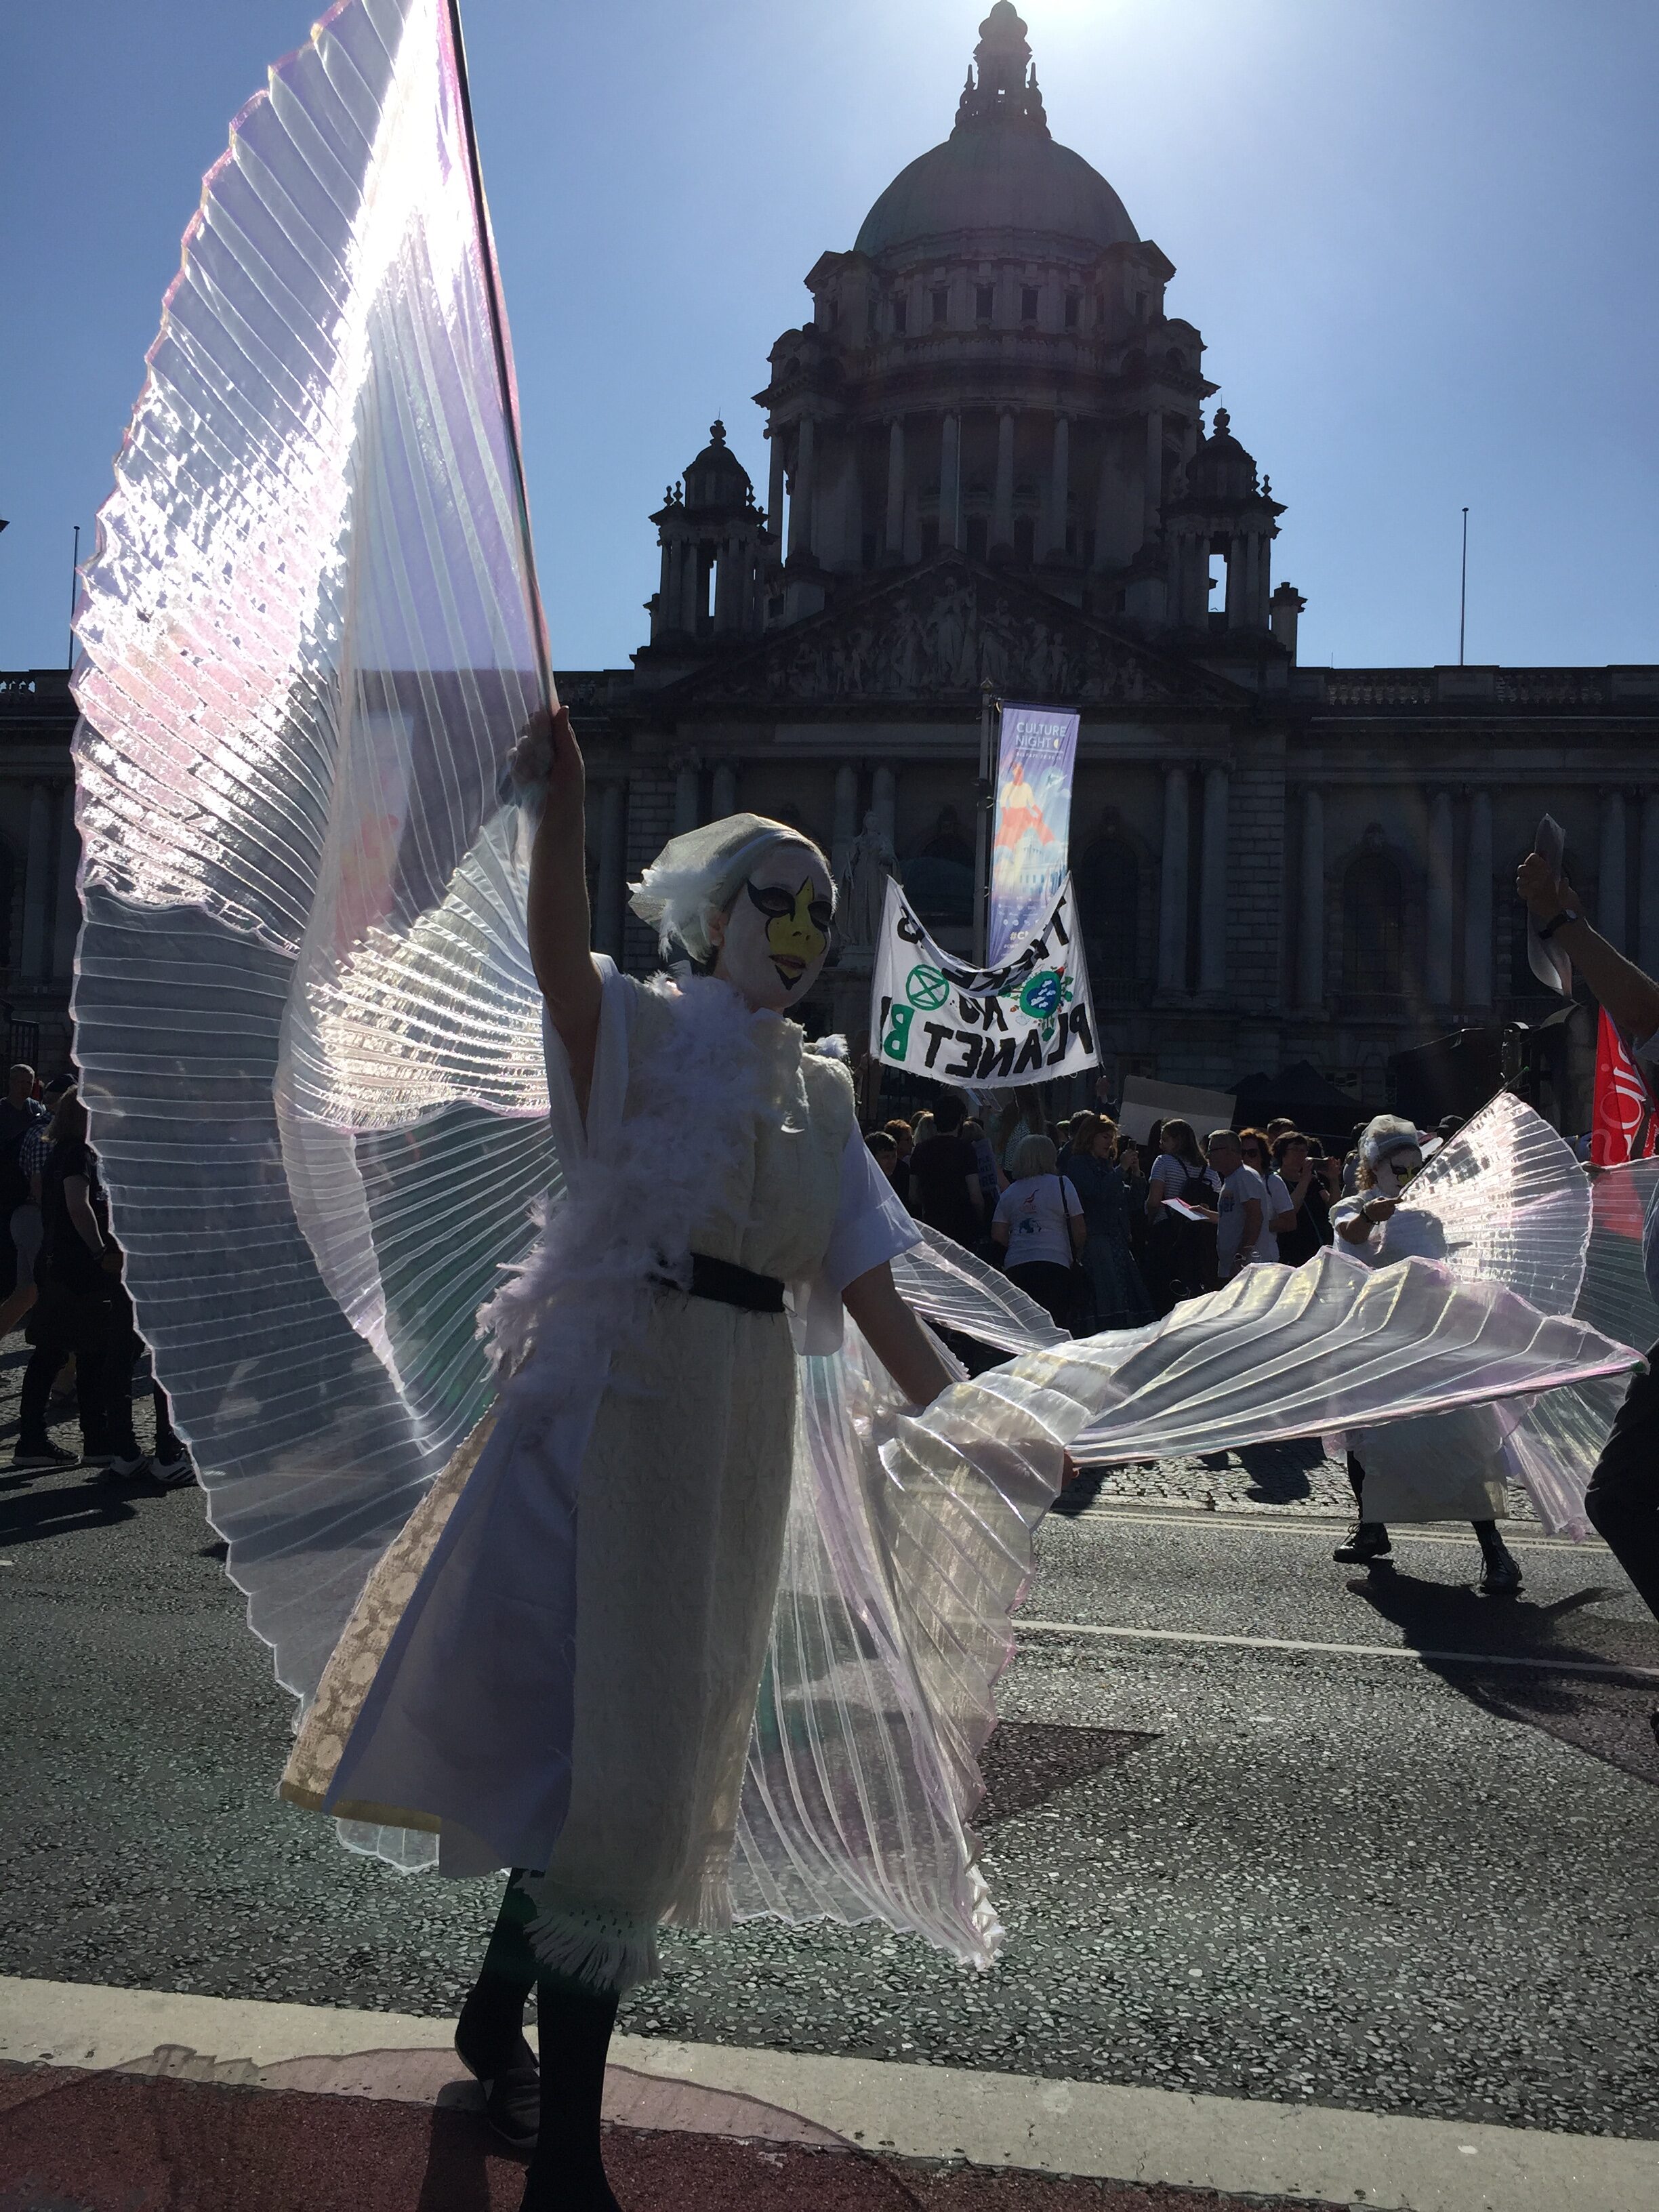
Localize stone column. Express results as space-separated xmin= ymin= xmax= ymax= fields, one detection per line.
xmin=1463 ymin=789 xmax=1493 ymax=1010
xmin=991 ymin=409 xmax=1016 ymax=556
xmin=766 ymin=430 xmax=786 ymax=554
xmin=655 ymin=534 xmax=675 ymax=638
xmin=872 ymin=762 xmax=896 ymax=846
xmin=594 ymin=781 xmax=626 ymax=958
xmin=832 ymin=762 xmax=859 ymax=878
xmin=1639 ymin=793 xmax=1659 ymax=975
xmin=1296 ymin=787 xmax=1324 ymax=1009
xmin=713 ymin=537 xmax=735 ymax=632
xmin=884 ymin=419 xmax=905 ymax=558
xmin=680 ymin=541 xmax=701 ymax=634
xmin=20 ymin=781 xmax=52 ymax=981
xmin=711 ymin=762 xmax=737 ymax=819
xmin=939 ymin=412 xmax=962 ymax=550
xmin=786 ymin=416 xmax=815 ymax=564
xmin=674 ymin=764 xmax=700 ymax=836
xmin=1143 ymin=408 xmax=1164 ymax=541
xmin=1425 ymin=790 xmax=1454 ymax=1006
xmin=1044 ymin=414 xmax=1070 ymax=559
xmin=52 ymin=785 xmax=81 ymax=982
xmin=1156 ymin=764 xmax=1189 ymax=994
xmin=1599 ymin=788 xmax=1628 ymax=951
xmin=1197 ymin=764 xmax=1229 ymax=996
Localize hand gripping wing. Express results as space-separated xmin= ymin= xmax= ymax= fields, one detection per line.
xmin=69 ymin=0 xmax=557 ymax=1716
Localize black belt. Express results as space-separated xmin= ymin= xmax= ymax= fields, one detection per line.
xmin=655 ymin=1251 xmax=786 ymax=1313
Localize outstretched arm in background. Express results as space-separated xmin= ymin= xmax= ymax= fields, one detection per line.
xmin=1517 ymin=851 xmax=1659 ymax=1040
xmin=511 ymin=704 xmax=603 ymax=1115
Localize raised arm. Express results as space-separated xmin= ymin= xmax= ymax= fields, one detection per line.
xmin=512 ymin=705 xmax=603 ymax=1115
xmin=1517 ymin=852 xmax=1659 ymax=1040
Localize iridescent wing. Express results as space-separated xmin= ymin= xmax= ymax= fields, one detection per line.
xmin=70 ymin=0 xmax=555 ymax=1711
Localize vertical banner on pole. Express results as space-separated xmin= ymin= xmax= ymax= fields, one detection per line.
xmin=988 ymin=702 xmax=1080 ymax=969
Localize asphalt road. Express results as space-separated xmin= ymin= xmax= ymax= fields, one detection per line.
xmin=3 ymin=1329 xmax=1658 ymax=2150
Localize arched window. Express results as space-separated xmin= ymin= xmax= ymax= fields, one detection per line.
xmin=1343 ymin=848 xmax=1405 ymax=996
xmin=1076 ymin=834 xmax=1141 ymax=999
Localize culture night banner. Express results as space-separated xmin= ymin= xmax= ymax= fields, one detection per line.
xmin=871 ymin=875 xmax=1098 ymax=1090
xmin=987 ymin=701 xmax=1080 ymax=968
xmin=1590 ymin=1008 xmax=1656 ymax=1166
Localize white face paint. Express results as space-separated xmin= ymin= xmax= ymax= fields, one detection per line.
xmin=709 ymin=844 xmax=834 ymax=1012
xmin=1372 ymin=1147 xmax=1423 ymax=1200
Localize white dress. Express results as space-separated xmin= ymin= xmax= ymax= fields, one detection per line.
xmin=284 ymin=963 xmax=916 ymax=1986
xmin=1330 ymin=1192 xmax=1510 ymax=1522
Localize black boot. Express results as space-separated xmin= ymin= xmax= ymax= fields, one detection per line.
xmin=1334 ymin=1521 xmax=1392 ymax=1564
xmin=1474 ymin=1520 xmax=1522 ymax=1596
xmin=520 ymin=1973 xmax=622 ymax=2211
xmin=457 ymin=1872 xmax=541 ymax=2155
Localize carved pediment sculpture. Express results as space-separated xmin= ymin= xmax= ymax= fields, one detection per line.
xmin=663 ymin=554 xmax=1237 ymax=712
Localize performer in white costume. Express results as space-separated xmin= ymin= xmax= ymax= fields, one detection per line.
xmin=52 ymin=9 xmax=1653 ymax=2205
xmin=279 ymin=714 xmax=978 ymax=2202
xmin=1330 ymin=1116 xmax=1523 ymax=1592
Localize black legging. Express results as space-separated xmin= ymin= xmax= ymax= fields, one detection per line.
xmin=17 ymin=1281 xmax=133 ymax=1454
xmin=1006 ymin=1259 xmax=1076 ymax=1331
xmin=1584 ymin=1346 xmax=1659 ymax=1621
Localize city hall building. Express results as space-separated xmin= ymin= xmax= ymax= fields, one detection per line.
xmin=6 ymin=1 xmax=1655 ymax=1124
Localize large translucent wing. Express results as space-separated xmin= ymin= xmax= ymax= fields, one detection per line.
xmin=1055 ymin=1250 xmax=1637 ymax=1465
xmin=1389 ymin=1091 xmax=1591 ymax=1316
xmin=69 ymin=0 xmax=556 ymax=1713
xmin=891 ymin=1224 xmax=1066 ymax=1355
xmin=1503 ymin=1158 xmax=1659 ymax=1535
xmin=731 ymin=1250 xmax=1639 ymax=1969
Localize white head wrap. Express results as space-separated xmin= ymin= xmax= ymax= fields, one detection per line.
xmin=628 ymin=812 xmax=834 ymax=964
xmin=1360 ymin=1114 xmax=1423 ymax=1170
xmin=1359 ymin=1113 xmax=1429 ymax=1199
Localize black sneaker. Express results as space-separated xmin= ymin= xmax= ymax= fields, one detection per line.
xmin=455 ymin=2015 xmax=539 ymax=2156
xmin=12 ymin=1441 xmax=79 ymax=1471
xmin=1479 ymin=1548 xmax=1523 ymax=1597
xmin=1333 ymin=1521 xmax=1393 ymax=1564
xmin=151 ymin=1450 xmax=196 ymax=1488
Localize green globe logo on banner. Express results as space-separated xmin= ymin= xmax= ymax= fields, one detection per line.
xmin=1017 ymin=968 xmax=1072 ymax=1022
xmin=905 ymin=964 xmax=951 ymax=1010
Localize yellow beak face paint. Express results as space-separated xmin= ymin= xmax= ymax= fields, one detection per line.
xmin=714 ymin=849 xmax=834 ymax=1010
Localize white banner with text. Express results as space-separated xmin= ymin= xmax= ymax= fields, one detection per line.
xmin=871 ymin=875 xmax=1099 ymax=1089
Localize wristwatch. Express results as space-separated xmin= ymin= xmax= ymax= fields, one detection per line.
xmin=1536 ymin=907 xmax=1580 ymax=940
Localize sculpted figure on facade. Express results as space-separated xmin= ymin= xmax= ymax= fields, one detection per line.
xmin=837 ymin=809 xmax=903 ymax=948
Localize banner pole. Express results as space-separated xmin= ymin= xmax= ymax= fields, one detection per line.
xmin=975 ymin=680 xmax=998 ymax=966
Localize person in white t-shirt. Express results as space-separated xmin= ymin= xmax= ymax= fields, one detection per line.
xmin=1202 ymin=1130 xmax=1266 ymax=1282
xmin=992 ymin=1133 xmax=1085 ymax=1328
xmin=1238 ymin=1129 xmax=1296 ymax=1263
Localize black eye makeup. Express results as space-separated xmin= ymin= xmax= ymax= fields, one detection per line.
xmin=745 ymin=883 xmax=796 ymax=919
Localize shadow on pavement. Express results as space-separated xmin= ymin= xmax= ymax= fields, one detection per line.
xmin=1347 ymin=1565 xmax=1659 ymax=1787
xmin=1233 ymin=1437 xmax=1325 ymax=1504
xmin=0 ymin=1475 xmax=137 ymax=1550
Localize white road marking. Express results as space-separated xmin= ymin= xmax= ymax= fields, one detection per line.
xmin=1015 ymin=1618 xmax=1659 ymax=1681
xmin=1068 ymin=1504 xmax=1605 ymax=1553
xmin=2 ymin=1974 xmax=1654 ymax=2212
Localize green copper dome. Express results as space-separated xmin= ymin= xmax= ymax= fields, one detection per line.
xmin=854 ymin=5 xmax=1136 ymax=260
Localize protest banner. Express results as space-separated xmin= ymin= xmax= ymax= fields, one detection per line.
xmin=987 ymin=702 xmax=1080 ymax=968
xmin=871 ymin=874 xmax=1098 ymax=1090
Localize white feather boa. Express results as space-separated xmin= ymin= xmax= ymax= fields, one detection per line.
xmin=476 ymin=975 xmax=792 ymax=1416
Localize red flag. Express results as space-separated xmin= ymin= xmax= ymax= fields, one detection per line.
xmin=1591 ymin=1008 xmax=1654 ymax=1165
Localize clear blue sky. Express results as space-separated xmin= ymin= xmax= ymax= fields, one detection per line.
xmin=4 ymin=0 xmax=1656 ymax=673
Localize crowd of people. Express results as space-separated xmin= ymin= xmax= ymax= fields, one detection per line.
xmin=1 ymin=1062 xmax=192 ymax=1486
xmin=861 ymin=1094 xmax=1447 ymax=1330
